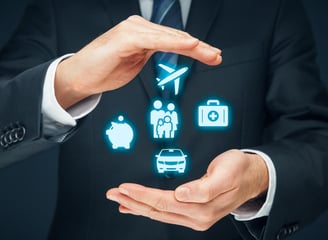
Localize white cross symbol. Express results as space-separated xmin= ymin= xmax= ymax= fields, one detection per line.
xmin=208 ymin=111 xmax=219 ymax=121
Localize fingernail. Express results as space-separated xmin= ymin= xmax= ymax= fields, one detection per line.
xmin=107 ymin=194 xmax=120 ymax=203
xmin=176 ymin=187 xmax=190 ymax=201
xmin=217 ymin=55 xmax=223 ymax=63
xmin=119 ymin=207 xmax=129 ymax=214
xmin=119 ymin=188 xmax=129 ymax=196
xmin=214 ymin=48 xmax=222 ymax=55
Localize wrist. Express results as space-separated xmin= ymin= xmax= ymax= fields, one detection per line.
xmin=55 ymin=57 xmax=92 ymax=109
xmin=245 ymin=152 xmax=269 ymax=199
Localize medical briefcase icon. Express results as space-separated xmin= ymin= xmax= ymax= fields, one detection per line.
xmin=198 ymin=99 xmax=229 ymax=127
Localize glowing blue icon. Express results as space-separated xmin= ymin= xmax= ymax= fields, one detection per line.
xmin=156 ymin=64 xmax=189 ymax=95
xmin=155 ymin=149 xmax=187 ymax=174
xmin=105 ymin=115 xmax=135 ymax=150
xmin=150 ymin=100 xmax=179 ymax=139
xmin=198 ymin=99 xmax=229 ymax=127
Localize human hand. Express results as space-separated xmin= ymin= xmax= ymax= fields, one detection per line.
xmin=55 ymin=15 xmax=222 ymax=109
xmin=106 ymin=150 xmax=269 ymax=231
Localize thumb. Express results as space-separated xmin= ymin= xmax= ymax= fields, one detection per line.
xmin=175 ymin=165 xmax=227 ymax=203
xmin=175 ymin=151 xmax=243 ymax=203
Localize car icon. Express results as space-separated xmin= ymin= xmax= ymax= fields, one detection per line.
xmin=155 ymin=149 xmax=187 ymax=174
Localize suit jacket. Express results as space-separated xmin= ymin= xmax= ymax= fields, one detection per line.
xmin=1 ymin=0 xmax=328 ymax=239
xmin=0 ymin=0 xmax=31 ymax=50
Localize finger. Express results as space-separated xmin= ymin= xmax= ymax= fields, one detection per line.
xmin=123 ymin=16 xmax=222 ymax=65
xmin=126 ymin=15 xmax=191 ymax=39
xmin=175 ymin=161 xmax=235 ymax=203
xmin=148 ymin=34 xmax=222 ymax=66
xmin=138 ymin=31 xmax=222 ymax=62
xmin=108 ymin=187 xmax=160 ymax=215
xmin=107 ymin=183 xmax=204 ymax=218
xmin=118 ymin=183 xmax=196 ymax=214
xmin=135 ymin=33 xmax=222 ymax=66
xmin=118 ymin=205 xmax=207 ymax=231
xmin=113 ymin=16 xmax=200 ymax=52
xmin=107 ymin=187 xmax=196 ymax=227
xmin=106 ymin=186 xmax=230 ymax=231
xmin=177 ymin=41 xmax=222 ymax=66
xmin=125 ymin=15 xmax=193 ymax=43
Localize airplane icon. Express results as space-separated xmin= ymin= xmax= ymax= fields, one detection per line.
xmin=156 ymin=64 xmax=189 ymax=95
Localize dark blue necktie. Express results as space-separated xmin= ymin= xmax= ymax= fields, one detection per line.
xmin=151 ymin=0 xmax=184 ymax=98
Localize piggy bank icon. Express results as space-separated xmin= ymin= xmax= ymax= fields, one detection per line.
xmin=105 ymin=115 xmax=135 ymax=150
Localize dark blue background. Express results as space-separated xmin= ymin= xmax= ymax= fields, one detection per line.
xmin=0 ymin=0 xmax=327 ymax=239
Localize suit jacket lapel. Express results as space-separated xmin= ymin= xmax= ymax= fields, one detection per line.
xmin=179 ymin=0 xmax=223 ymax=67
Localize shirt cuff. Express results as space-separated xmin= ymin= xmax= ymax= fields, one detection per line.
xmin=42 ymin=54 xmax=101 ymax=136
xmin=231 ymin=149 xmax=277 ymax=221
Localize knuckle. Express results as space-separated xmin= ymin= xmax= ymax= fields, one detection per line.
xmin=191 ymin=221 xmax=212 ymax=232
xmin=227 ymin=149 xmax=242 ymax=156
xmin=147 ymin=207 xmax=161 ymax=220
xmin=198 ymin=212 xmax=214 ymax=225
xmin=118 ymin=16 xmax=138 ymax=30
xmin=117 ymin=19 xmax=130 ymax=30
xmin=147 ymin=208 xmax=155 ymax=218
xmin=126 ymin=15 xmax=142 ymax=23
xmin=191 ymin=207 xmax=218 ymax=231
xmin=153 ymin=197 xmax=168 ymax=212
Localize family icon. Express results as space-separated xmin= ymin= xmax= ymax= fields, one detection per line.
xmin=150 ymin=100 xmax=179 ymax=139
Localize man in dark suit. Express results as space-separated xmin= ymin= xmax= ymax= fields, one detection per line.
xmin=0 ymin=0 xmax=327 ymax=240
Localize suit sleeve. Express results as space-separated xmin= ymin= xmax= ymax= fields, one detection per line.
xmin=0 ymin=0 xmax=58 ymax=167
xmin=233 ymin=0 xmax=328 ymax=240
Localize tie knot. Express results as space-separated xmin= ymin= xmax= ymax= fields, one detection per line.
xmin=151 ymin=0 xmax=182 ymax=28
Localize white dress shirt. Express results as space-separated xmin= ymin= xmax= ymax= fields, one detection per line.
xmin=42 ymin=0 xmax=276 ymax=221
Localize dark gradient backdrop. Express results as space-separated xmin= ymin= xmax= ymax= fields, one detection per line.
xmin=0 ymin=0 xmax=327 ymax=239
